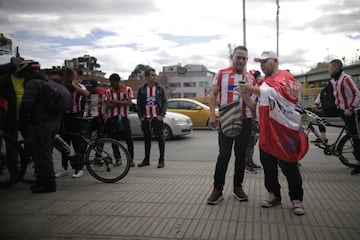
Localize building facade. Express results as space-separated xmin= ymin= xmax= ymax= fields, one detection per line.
xmin=162 ymin=64 xmax=215 ymax=99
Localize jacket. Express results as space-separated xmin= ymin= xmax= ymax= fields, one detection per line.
xmin=0 ymin=63 xmax=22 ymax=131
xmin=20 ymin=74 xmax=60 ymax=125
xmin=136 ymin=82 xmax=167 ymax=119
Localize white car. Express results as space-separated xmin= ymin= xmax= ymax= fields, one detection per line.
xmin=128 ymin=100 xmax=193 ymax=140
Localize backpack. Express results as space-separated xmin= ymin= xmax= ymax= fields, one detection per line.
xmin=41 ymin=80 xmax=72 ymax=115
xmin=320 ymin=82 xmax=337 ymax=111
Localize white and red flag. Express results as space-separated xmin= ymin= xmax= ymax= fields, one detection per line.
xmin=257 ymin=71 xmax=309 ymax=162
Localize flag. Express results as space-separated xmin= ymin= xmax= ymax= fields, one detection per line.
xmin=258 ymin=72 xmax=309 ymax=162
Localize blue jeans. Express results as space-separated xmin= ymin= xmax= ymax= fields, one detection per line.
xmin=31 ymin=119 xmax=60 ymax=184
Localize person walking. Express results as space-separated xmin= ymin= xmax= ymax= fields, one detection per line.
xmin=105 ymin=73 xmax=135 ymax=167
xmin=328 ymin=59 xmax=360 ymax=175
xmin=206 ymin=46 xmax=255 ymax=205
xmin=137 ymin=68 xmax=167 ymax=168
xmin=238 ymin=50 xmax=308 ymax=215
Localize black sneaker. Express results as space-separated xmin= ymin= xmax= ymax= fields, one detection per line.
xmin=129 ymin=160 xmax=135 ymax=167
xmin=232 ymin=186 xmax=248 ymax=201
xmin=114 ymin=159 xmax=122 ymax=167
xmin=350 ymin=166 xmax=360 ymax=175
xmin=207 ymin=188 xmax=223 ymax=205
xmin=138 ymin=160 xmax=150 ymax=167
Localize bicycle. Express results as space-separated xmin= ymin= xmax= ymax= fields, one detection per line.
xmin=54 ymin=131 xmax=131 ymax=183
xmin=0 ymin=129 xmax=131 ymax=186
xmin=297 ymin=106 xmax=359 ymax=168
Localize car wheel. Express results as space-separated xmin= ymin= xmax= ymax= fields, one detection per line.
xmin=163 ymin=124 xmax=173 ymax=141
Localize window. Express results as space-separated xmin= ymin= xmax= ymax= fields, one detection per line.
xmin=183 ymin=82 xmax=196 ymax=87
xmin=169 ymin=82 xmax=181 ymax=88
xmin=169 ymin=93 xmax=181 ymax=98
xmin=184 ymin=93 xmax=196 ymax=98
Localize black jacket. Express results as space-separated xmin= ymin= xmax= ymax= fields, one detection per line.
xmin=137 ymin=82 xmax=167 ymax=119
xmin=0 ymin=63 xmax=21 ymax=131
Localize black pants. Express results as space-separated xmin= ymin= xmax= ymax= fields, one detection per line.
xmin=141 ymin=117 xmax=164 ymax=163
xmin=260 ymin=149 xmax=304 ymax=201
xmin=316 ymin=109 xmax=341 ymax=132
xmin=341 ymin=110 xmax=360 ymax=160
xmin=105 ymin=116 xmax=134 ymax=159
xmin=59 ymin=113 xmax=83 ymax=170
xmin=213 ymin=118 xmax=252 ymax=190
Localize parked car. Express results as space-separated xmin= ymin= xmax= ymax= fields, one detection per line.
xmin=128 ymin=100 xmax=193 ymax=140
xmin=167 ymin=98 xmax=219 ymax=128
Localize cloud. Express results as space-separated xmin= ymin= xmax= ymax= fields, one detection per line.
xmin=0 ymin=0 xmax=359 ymax=78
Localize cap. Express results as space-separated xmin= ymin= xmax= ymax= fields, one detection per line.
xmin=82 ymin=79 xmax=97 ymax=90
xmin=254 ymin=51 xmax=278 ymax=62
xmin=15 ymin=60 xmax=41 ymax=77
xmin=109 ymin=73 xmax=121 ymax=81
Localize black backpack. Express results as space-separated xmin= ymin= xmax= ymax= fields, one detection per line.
xmin=320 ymin=82 xmax=336 ymax=111
xmin=41 ymin=79 xmax=72 ymax=115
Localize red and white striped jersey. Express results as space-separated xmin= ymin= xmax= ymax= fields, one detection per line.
xmin=332 ymin=72 xmax=360 ymax=111
xmin=83 ymin=87 xmax=107 ymax=118
xmin=144 ymin=85 xmax=159 ymax=118
xmin=212 ymin=66 xmax=255 ymax=118
xmin=106 ymin=85 xmax=134 ymax=118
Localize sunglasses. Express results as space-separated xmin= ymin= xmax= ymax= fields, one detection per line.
xmin=236 ymin=56 xmax=248 ymax=61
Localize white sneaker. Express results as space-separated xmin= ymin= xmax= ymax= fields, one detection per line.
xmin=55 ymin=169 xmax=69 ymax=178
xmin=292 ymin=200 xmax=305 ymax=215
xmin=72 ymin=170 xmax=84 ymax=178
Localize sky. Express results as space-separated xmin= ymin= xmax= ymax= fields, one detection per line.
xmin=0 ymin=0 xmax=359 ymax=79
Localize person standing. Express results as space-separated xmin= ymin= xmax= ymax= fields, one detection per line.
xmin=54 ymin=68 xmax=90 ymax=178
xmin=245 ymin=70 xmax=262 ymax=174
xmin=19 ymin=60 xmax=64 ymax=193
xmin=137 ymin=68 xmax=167 ymax=168
xmin=311 ymin=80 xmax=341 ymax=143
xmin=206 ymin=46 xmax=255 ymax=205
xmin=239 ymin=50 xmax=308 ymax=215
xmin=105 ymin=73 xmax=135 ymax=167
xmin=0 ymin=54 xmax=26 ymax=186
xmin=328 ymin=59 xmax=360 ymax=175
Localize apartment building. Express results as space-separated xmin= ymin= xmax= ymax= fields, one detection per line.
xmin=162 ymin=64 xmax=215 ymax=99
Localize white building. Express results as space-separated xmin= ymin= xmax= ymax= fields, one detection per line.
xmin=162 ymin=64 xmax=215 ymax=98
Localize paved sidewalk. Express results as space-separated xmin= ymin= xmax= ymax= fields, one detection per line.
xmin=0 ymin=146 xmax=359 ymax=240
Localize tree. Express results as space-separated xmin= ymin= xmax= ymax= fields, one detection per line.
xmin=128 ymin=64 xmax=152 ymax=80
xmin=307 ymin=62 xmax=329 ymax=74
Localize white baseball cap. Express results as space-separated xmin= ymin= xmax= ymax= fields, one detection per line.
xmin=254 ymin=51 xmax=278 ymax=62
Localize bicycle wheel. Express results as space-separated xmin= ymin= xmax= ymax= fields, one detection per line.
xmin=84 ymin=138 xmax=130 ymax=183
xmin=337 ymin=134 xmax=359 ymax=168
xmin=0 ymin=132 xmax=27 ymax=187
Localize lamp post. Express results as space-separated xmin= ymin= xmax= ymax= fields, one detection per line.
xmin=243 ymin=0 xmax=246 ymax=47
xmin=276 ymin=0 xmax=280 ymax=57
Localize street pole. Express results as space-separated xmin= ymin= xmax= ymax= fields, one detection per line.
xmin=243 ymin=0 xmax=246 ymax=47
xmin=276 ymin=0 xmax=280 ymax=57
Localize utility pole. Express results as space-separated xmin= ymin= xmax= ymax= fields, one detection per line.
xmin=276 ymin=0 xmax=280 ymax=57
xmin=243 ymin=0 xmax=246 ymax=47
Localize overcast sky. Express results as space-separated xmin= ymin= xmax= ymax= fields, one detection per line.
xmin=0 ymin=0 xmax=359 ymax=79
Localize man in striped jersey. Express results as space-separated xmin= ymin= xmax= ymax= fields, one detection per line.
xmin=329 ymin=59 xmax=360 ymax=175
xmin=137 ymin=68 xmax=167 ymax=168
xmin=105 ymin=73 xmax=135 ymax=167
xmin=207 ymin=46 xmax=255 ymax=205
